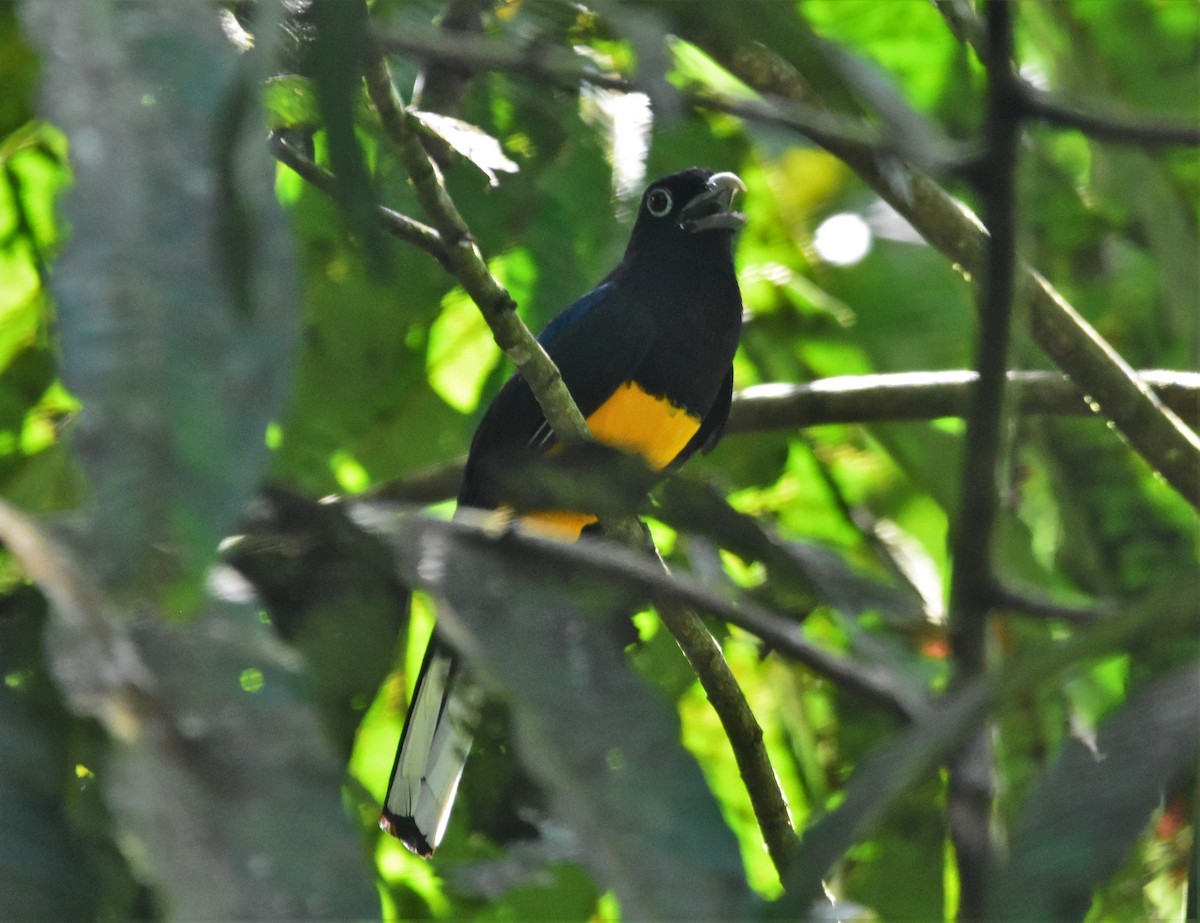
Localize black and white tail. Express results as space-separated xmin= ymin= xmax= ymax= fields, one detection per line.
xmin=380 ymin=638 xmax=478 ymax=856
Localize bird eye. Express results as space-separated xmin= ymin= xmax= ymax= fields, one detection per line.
xmin=646 ymin=188 xmax=673 ymax=217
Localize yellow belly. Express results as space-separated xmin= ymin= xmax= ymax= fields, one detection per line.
xmin=522 ymin=381 xmax=701 ymax=540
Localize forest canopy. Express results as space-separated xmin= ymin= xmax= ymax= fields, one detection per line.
xmin=0 ymin=0 xmax=1197 ymax=920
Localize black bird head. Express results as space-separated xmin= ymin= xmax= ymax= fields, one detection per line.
xmin=623 ymin=168 xmax=746 ymax=264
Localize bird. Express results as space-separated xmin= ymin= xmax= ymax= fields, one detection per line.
xmin=380 ymin=167 xmax=747 ymax=857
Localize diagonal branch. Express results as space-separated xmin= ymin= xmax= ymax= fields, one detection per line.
xmin=650 ymin=568 xmax=800 ymax=877
xmin=268 ymin=130 xmax=450 ymax=266
xmin=359 ymin=35 xmax=594 ymax=451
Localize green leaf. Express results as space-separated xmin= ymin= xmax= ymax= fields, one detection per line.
xmin=264 ymin=74 xmax=322 ymax=131
xmin=986 ymin=661 xmax=1200 ymax=920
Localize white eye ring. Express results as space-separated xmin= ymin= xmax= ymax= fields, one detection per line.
xmin=646 ymin=188 xmax=673 ymax=217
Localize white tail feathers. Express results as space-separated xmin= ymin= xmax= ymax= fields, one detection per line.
xmin=380 ymin=640 xmax=479 ymax=856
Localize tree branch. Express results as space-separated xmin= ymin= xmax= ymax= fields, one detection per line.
xmin=268 ymin=130 xmax=450 ymax=267
xmin=359 ymin=35 xmax=595 ymax=451
xmin=726 ymin=370 xmax=1200 ymax=434
xmin=369 ymin=371 xmax=1200 ymax=506
xmin=373 ymin=24 xmax=894 ymax=162
xmin=349 ymin=502 xmax=926 ymax=723
xmin=932 ymin=0 xmax=1200 ymax=150
xmin=650 ymin=564 xmax=799 ymax=877
xmin=1019 ymin=82 xmax=1200 ymax=148
xmin=946 ymin=2 xmax=1020 ymax=913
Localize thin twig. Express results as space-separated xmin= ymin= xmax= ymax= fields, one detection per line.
xmin=932 ymin=0 xmax=987 ymax=59
xmin=1020 ymin=83 xmax=1200 ymax=147
xmin=268 ymin=130 xmax=450 ymax=266
xmin=991 ymin=584 xmax=1114 ymax=626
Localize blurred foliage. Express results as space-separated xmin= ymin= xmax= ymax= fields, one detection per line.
xmin=1 ymin=0 xmax=1197 ymax=920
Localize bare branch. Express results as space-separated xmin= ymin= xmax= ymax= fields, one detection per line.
xmin=267 ymin=130 xmax=449 ymax=266
xmin=373 ymin=24 xmax=894 ymax=161
xmin=1020 ymin=83 xmax=1200 ymax=147
xmin=992 ymin=584 xmax=1115 ymax=626
xmin=933 ymin=0 xmax=987 ymax=59
xmin=946 ymin=3 xmax=1020 ymax=911
xmin=649 ymin=562 xmax=799 ymax=876
xmin=375 ymin=23 xmax=634 ymax=94
xmin=370 ymin=371 xmax=1200 ymax=506
xmin=726 ymin=370 xmax=1200 ymax=434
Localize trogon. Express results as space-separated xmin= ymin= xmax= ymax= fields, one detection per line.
xmin=380 ymin=167 xmax=747 ymax=856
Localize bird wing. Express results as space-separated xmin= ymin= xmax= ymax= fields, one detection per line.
xmin=458 ymin=280 xmax=657 ymax=508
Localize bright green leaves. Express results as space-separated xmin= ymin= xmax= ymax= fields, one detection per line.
xmin=426 ymin=251 xmax=534 ymax=414
xmin=0 ymin=122 xmax=74 ymax=513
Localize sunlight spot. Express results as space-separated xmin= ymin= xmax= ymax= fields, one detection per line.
xmin=239 ymin=668 xmax=264 ymax=693
xmin=331 ymin=450 xmax=370 ymax=493
xmin=75 ymin=763 xmax=95 ymax=790
xmin=581 ymin=82 xmax=651 ymax=205
xmin=813 ymin=212 xmax=872 ymax=266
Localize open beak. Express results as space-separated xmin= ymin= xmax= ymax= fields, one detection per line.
xmin=678 ymin=172 xmax=747 ymax=233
